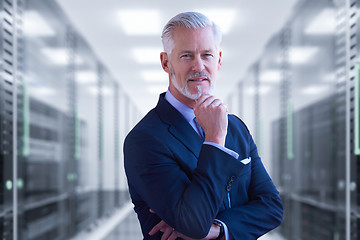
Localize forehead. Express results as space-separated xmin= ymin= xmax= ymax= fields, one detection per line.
xmin=171 ymin=26 xmax=216 ymax=51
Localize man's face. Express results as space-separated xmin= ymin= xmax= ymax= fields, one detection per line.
xmin=162 ymin=26 xmax=222 ymax=102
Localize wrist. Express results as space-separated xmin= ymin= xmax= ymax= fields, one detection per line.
xmin=204 ymin=136 xmax=226 ymax=147
xmin=212 ymin=221 xmax=224 ymax=240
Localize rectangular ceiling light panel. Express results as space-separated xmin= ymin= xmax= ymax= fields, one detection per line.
xmin=117 ymin=10 xmax=161 ymax=35
xmin=141 ymin=70 xmax=167 ymax=82
xmin=24 ymin=10 xmax=55 ymax=37
xmin=260 ymin=70 xmax=282 ymax=83
xmin=305 ymin=9 xmax=336 ymax=35
xmin=197 ymin=9 xmax=237 ymax=34
xmin=41 ymin=48 xmax=83 ymax=65
xmin=289 ymin=46 xmax=319 ymax=64
xmin=132 ymin=48 xmax=162 ymax=64
xmin=76 ymin=70 xmax=97 ymax=84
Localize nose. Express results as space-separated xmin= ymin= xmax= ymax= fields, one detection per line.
xmin=192 ymin=55 xmax=205 ymax=72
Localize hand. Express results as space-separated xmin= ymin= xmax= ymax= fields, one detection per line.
xmin=149 ymin=221 xmax=220 ymax=240
xmin=194 ymin=95 xmax=228 ymax=146
xmin=149 ymin=209 xmax=221 ymax=240
xmin=149 ymin=209 xmax=179 ymax=240
xmin=149 ymin=220 xmax=179 ymax=240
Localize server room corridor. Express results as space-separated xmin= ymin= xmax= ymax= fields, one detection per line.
xmin=0 ymin=0 xmax=359 ymax=239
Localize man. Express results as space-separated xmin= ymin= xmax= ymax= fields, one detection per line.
xmin=124 ymin=12 xmax=283 ymax=240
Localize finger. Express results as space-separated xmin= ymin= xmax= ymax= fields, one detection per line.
xmin=201 ymin=96 xmax=217 ymax=107
xmin=161 ymin=227 xmax=175 ymax=240
xmin=149 ymin=220 xmax=166 ymax=236
xmin=149 ymin=208 xmax=156 ymax=213
xmin=195 ymin=94 xmax=213 ymax=107
xmin=209 ymin=98 xmax=223 ymax=107
xmin=220 ymin=103 xmax=229 ymax=113
xmin=195 ymin=96 xmax=215 ymax=110
xmin=167 ymin=231 xmax=180 ymax=240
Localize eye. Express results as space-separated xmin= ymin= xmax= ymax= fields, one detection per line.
xmin=203 ymin=53 xmax=213 ymax=58
xmin=181 ymin=54 xmax=191 ymax=58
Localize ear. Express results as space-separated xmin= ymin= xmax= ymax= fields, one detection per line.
xmin=217 ymin=51 xmax=222 ymax=70
xmin=160 ymin=52 xmax=170 ymax=73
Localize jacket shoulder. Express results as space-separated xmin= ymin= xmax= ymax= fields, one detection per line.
xmin=228 ymin=114 xmax=251 ymax=135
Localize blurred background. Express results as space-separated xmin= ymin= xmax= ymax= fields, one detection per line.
xmin=0 ymin=0 xmax=358 ymax=239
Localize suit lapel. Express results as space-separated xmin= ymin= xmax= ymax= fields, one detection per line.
xmin=155 ymin=94 xmax=238 ymax=160
xmin=155 ymin=93 xmax=203 ymax=158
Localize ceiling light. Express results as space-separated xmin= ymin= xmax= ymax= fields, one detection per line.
xmin=41 ymin=48 xmax=83 ymax=65
xmin=323 ymin=72 xmax=336 ymax=82
xmin=147 ymin=85 xmax=168 ymax=94
xmin=76 ymin=70 xmax=97 ymax=84
xmin=289 ymin=46 xmax=319 ymax=64
xmin=244 ymin=86 xmax=271 ymax=95
xmin=305 ymin=9 xmax=336 ymax=35
xmin=301 ymin=85 xmax=328 ymax=95
xmin=141 ymin=70 xmax=167 ymax=82
xmin=133 ymin=48 xmax=162 ymax=64
xmin=197 ymin=9 xmax=237 ymax=34
xmin=117 ymin=10 xmax=161 ymax=35
xmin=88 ymin=86 xmax=113 ymax=96
xmin=259 ymin=70 xmax=282 ymax=83
xmin=24 ymin=10 xmax=55 ymax=37
xmin=29 ymin=86 xmax=56 ymax=96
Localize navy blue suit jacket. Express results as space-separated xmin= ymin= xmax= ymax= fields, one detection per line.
xmin=124 ymin=93 xmax=283 ymax=239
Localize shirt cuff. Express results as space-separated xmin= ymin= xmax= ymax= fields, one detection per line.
xmin=203 ymin=142 xmax=239 ymax=159
xmin=214 ymin=219 xmax=233 ymax=240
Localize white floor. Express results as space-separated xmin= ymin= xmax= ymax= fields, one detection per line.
xmin=259 ymin=231 xmax=287 ymax=240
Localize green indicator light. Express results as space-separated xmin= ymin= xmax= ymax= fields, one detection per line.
xmin=355 ymin=64 xmax=360 ymax=155
xmin=6 ymin=180 xmax=12 ymax=190
xmin=17 ymin=179 xmax=24 ymax=189
xmin=74 ymin=109 xmax=80 ymax=159
xmin=287 ymin=101 xmax=294 ymax=160
xmin=100 ymin=122 xmax=104 ymax=161
xmin=67 ymin=173 xmax=77 ymax=181
xmin=22 ymin=81 xmax=30 ymax=157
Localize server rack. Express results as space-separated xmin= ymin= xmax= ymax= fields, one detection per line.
xmin=236 ymin=0 xmax=360 ymax=239
xmin=273 ymin=95 xmax=342 ymax=239
xmin=0 ymin=0 xmax=22 ymax=238
xmin=0 ymin=0 xmax=139 ymax=239
xmin=347 ymin=1 xmax=360 ymax=240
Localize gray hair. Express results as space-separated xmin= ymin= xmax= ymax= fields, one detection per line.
xmin=161 ymin=12 xmax=222 ymax=58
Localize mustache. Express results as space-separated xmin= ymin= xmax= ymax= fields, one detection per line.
xmin=186 ymin=72 xmax=211 ymax=81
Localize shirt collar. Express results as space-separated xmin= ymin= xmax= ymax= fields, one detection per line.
xmin=165 ymin=89 xmax=195 ymax=123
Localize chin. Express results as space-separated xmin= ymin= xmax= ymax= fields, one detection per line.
xmin=195 ymin=86 xmax=212 ymax=95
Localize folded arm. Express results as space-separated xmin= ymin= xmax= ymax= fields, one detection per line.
xmin=216 ymin=135 xmax=283 ymax=239
xmin=125 ymin=133 xmax=244 ymax=239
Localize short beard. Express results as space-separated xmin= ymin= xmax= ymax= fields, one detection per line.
xmin=170 ymin=65 xmax=213 ymax=100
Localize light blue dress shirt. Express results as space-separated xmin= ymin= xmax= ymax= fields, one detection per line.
xmin=164 ymin=90 xmax=239 ymax=159
xmin=164 ymin=90 xmax=237 ymax=240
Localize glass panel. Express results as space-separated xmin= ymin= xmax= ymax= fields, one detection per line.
xmin=0 ymin=0 xmax=143 ymax=239
xmin=270 ymin=0 xmax=344 ymax=239
xmin=21 ymin=1 xmax=70 ymax=239
xmin=74 ymin=35 xmax=99 ymax=233
xmin=258 ymin=33 xmax=283 ymax=176
xmin=119 ymin=91 xmax=131 ymax=202
xmin=240 ymin=69 xmax=257 ymax=135
xmin=237 ymin=0 xmax=352 ymax=239
xmin=289 ymin=1 xmax=338 ymax=239
xmin=101 ymin=71 xmax=115 ymax=215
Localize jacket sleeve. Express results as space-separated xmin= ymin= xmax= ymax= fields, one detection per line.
xmin=216 ymin=125 xmax=284 ymax=239
xmin=124 ymin=130 xmax=245 ymax=239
